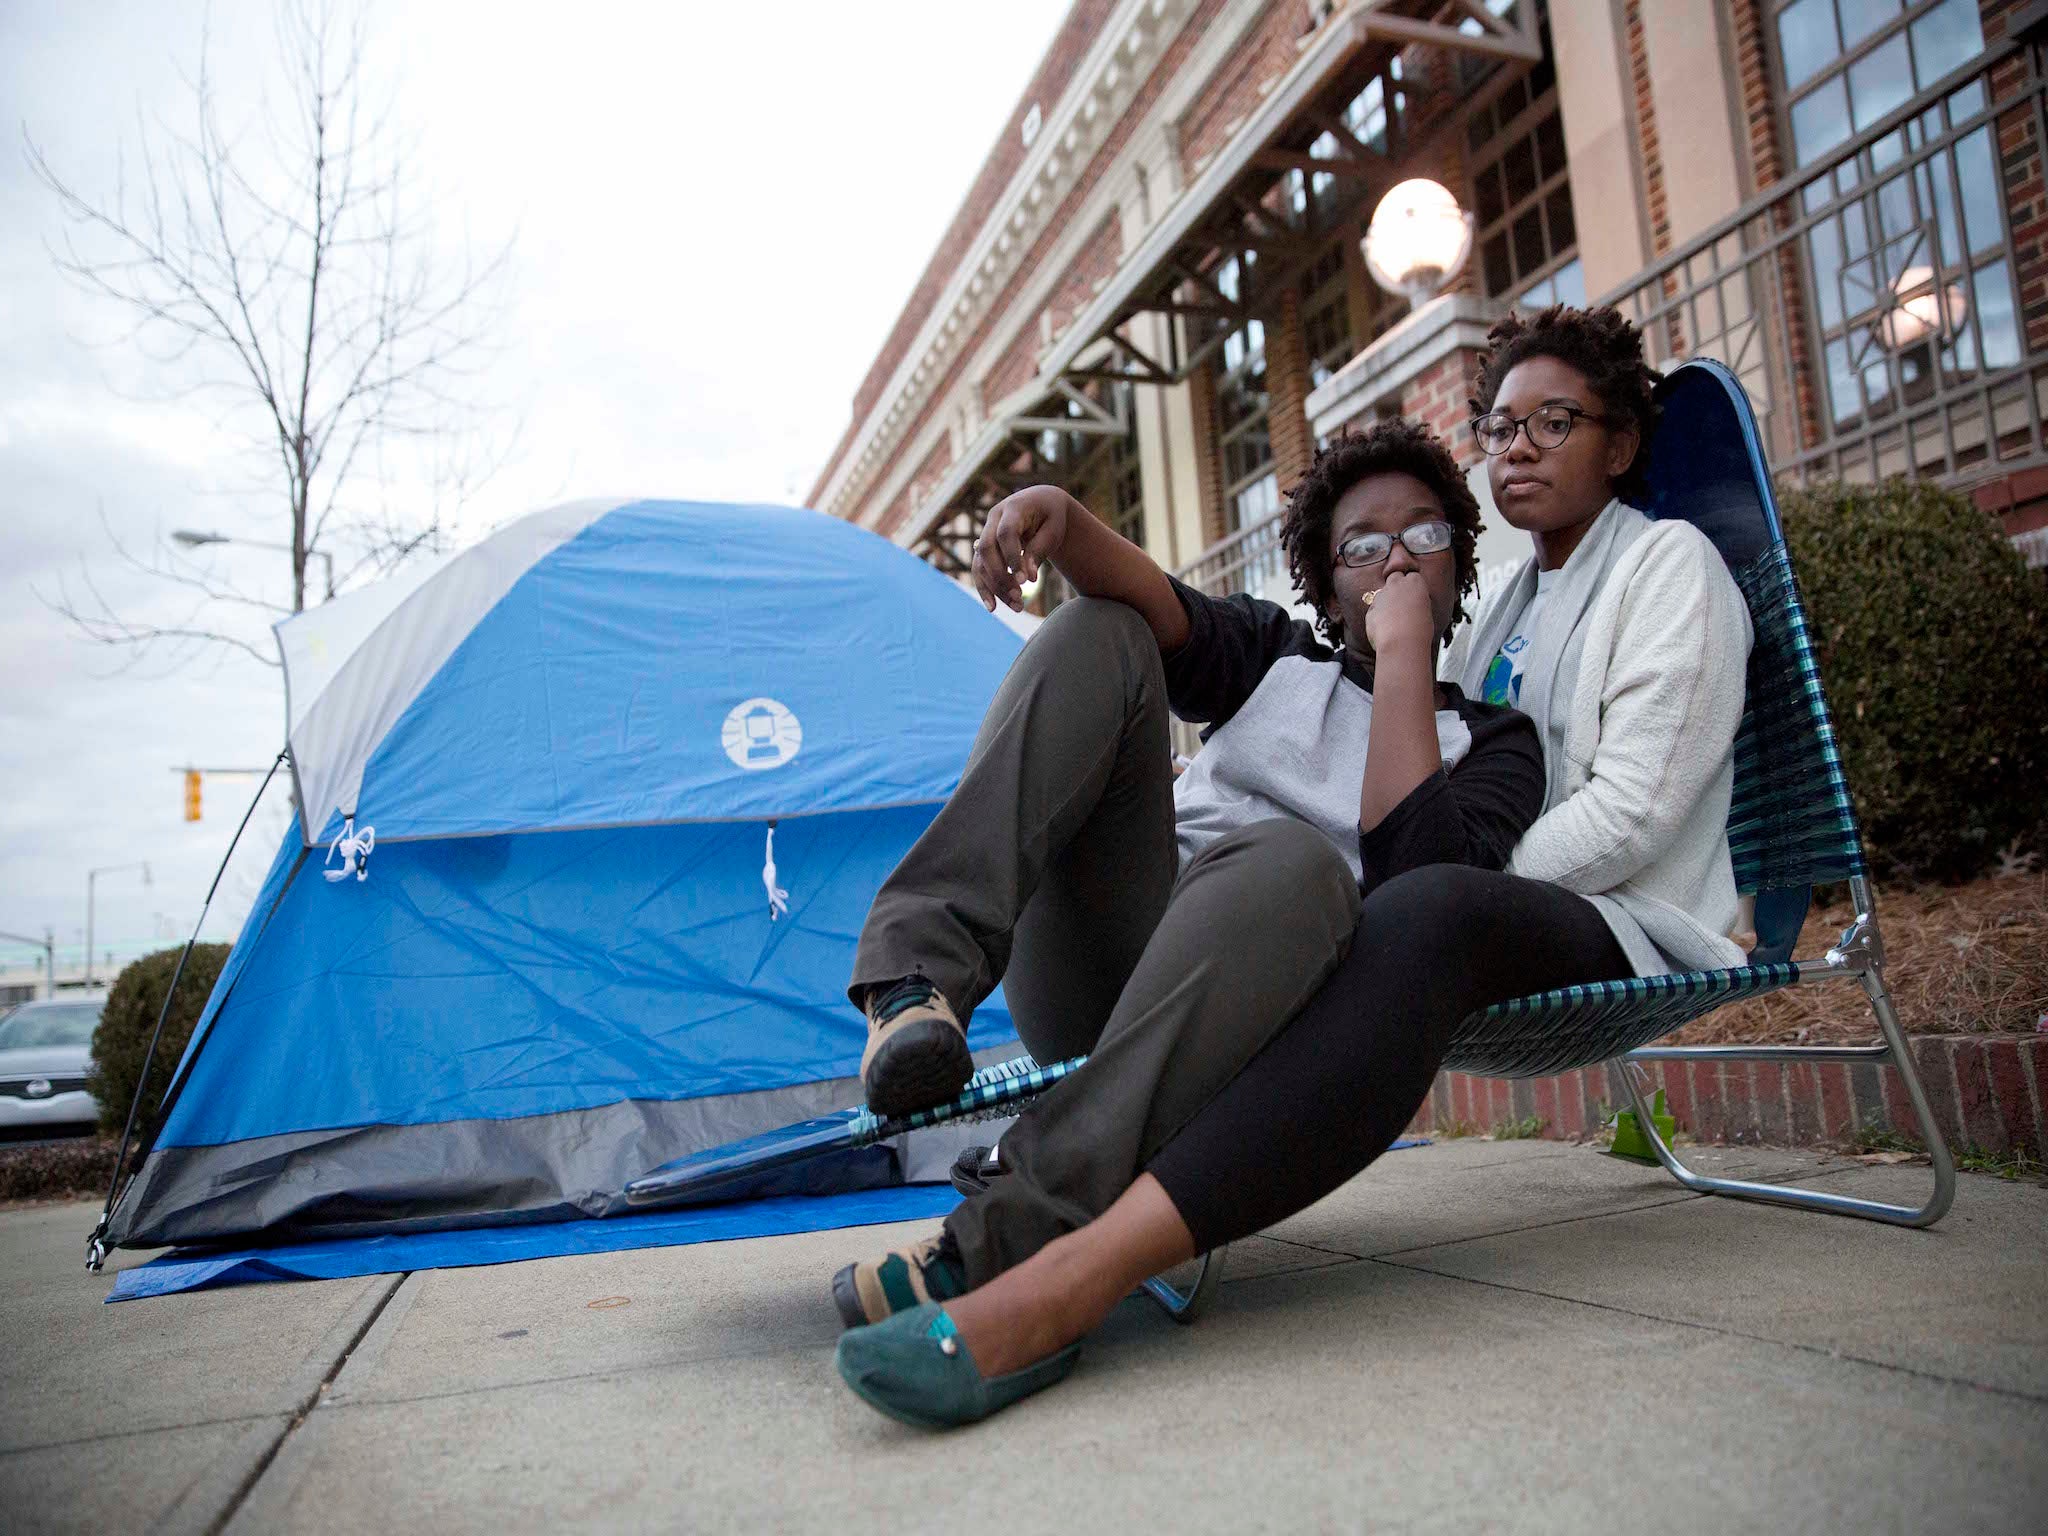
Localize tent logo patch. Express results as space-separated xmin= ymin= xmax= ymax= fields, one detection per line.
xmin=722 ymin=698 xmax=802 ymax=771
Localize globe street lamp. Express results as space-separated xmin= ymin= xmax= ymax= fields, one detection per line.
xmin=172 ymin=529 xmax=335 ymax=603
xmin=1363 ymin=178 xmax=1476 ymax=308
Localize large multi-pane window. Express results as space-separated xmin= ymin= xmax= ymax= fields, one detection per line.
xmin=1299 ymin=242 xmax=1355 ymax=391
xmin=1457 ymin=0 xmax=1527 ymax=90
xmin=1467 ymin=20 xmax=1580 ymax=312
xmin=1216 ymin=60 xmax=1406 ymax=525
xmin=1104 ymin=401 xmax=1145 ymax=547
xmin=1777 ymin=0 xmax=1988 ymax=167
xmin=1290 ymin=58 xmax=1408 ymax=230
xmin=1035 ymin=388 xmax=1144 ymax=612
xmin=1774 ymin=0 xmax=2014 ymax=429
xmin=1213 ymin=251 xmax=1277 ymax=533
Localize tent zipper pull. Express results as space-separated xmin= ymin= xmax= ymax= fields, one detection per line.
xmin=762 ymin=821 xmax=789 ymax=921
xmin=324 ymin=817 xmax=376 ymax=884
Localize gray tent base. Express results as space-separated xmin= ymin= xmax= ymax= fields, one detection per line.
xmin=109 ymin=1071 xmax=1004 ymax=1251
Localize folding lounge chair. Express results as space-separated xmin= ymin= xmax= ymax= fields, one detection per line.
xmin=627 ymin=358 xmax=1955 ymax=1322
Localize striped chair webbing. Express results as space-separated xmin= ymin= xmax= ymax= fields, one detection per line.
xmin=1441 ymin=542 xmax=1862 ymax=1081
xmin=1725 ymin=542 xmax=1866 ymax=891
xmin=847 ymin=1052 xmax=1085 ymax=1146
xmin=1442 ymin=961 xmax=1804 ymax=1079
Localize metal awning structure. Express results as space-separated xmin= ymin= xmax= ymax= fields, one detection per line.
xmin=907 ymin=0 xmax=1540 ymax=572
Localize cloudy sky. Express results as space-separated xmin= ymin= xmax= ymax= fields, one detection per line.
xmin=0 ymin=0 xmax=1069 ymax=977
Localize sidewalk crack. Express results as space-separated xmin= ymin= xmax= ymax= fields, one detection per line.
xmin=204 ymin=1270 xmax=409 ymax=1536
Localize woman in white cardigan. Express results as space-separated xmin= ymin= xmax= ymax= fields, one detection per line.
xmin=833 ymin=306 xmax=1754 ymax=1427
xmin=1444 ymin=310 xmax=1754 ymax=977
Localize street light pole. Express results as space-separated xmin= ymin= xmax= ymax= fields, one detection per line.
xmin=84 ymin=861 xmax=152 ymax=987
xmin=171 ymin=529 xmax=335 ymax=604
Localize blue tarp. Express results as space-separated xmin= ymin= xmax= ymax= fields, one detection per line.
xmin=108 ymin=1184 xmax=965 ymax=1302
xmin=108 ymin=1141 xmax=1429 ymax=1302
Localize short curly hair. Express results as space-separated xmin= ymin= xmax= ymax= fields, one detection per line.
xmin=1278 ymin=416 xmax=1482 ymax=650
xmin=1469 ymin=304 xmax=1660 ymax=505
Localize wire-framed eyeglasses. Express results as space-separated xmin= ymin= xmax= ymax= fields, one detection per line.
xmin=1335 ymin=519 xmax=1454 ymax=568
xmin=1470 ymin=403 xmax=1611 ymax=456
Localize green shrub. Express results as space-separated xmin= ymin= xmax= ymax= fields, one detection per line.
xmin=1779 ymin=477 xmax=2048 ymax=880
xmin=88 ymin=943 xmax=231 ymax=1147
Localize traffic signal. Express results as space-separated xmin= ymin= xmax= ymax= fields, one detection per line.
xmin=183 ymin=769 xmax=202 ymax=822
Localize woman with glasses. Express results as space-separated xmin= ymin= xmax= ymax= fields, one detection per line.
xmin=833 ymin=305 xmax=1752 ymax=1430
xmin=832 ymin=419 xmax=1550 ymax=1406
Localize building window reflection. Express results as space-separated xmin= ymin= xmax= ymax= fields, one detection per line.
xmin=1777 ymin=0 xmax=2011 ymax=430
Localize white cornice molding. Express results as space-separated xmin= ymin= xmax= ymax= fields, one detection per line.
xmin=820 ymin=0 xmax=1196 ymax=520
xmin=956 ymin=0 xmax=1275 ymax=400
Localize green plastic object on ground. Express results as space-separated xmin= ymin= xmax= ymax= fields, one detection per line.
xmin=1610 ymin=1088 xmax=1676 ymax=1164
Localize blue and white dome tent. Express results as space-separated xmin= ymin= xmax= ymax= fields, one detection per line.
xmin=103 ymin=498 xmax=1028 ymax=1253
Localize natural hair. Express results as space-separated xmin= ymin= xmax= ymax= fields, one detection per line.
xmin=1469 ymin=303 xmax=1660 ymax=505
xmin=1278 ymin=416 xmax=1482 ymax=649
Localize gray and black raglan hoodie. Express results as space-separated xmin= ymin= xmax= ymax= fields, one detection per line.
xmin=1162 ymin=576 xmax=1544 ymax=897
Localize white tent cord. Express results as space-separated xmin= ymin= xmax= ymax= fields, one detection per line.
xmin=762 ymin=821 xmax=789 ymax=921
xmin=323 ymin=817 xmax=376 ymax=883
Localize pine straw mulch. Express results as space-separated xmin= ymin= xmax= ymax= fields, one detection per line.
xmin=1668 ymin=870 xmax=2048 ymax=1046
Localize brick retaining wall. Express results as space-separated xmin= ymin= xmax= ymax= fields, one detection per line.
xmin=1407 ymin=1035 xmax=2046 ymax=1158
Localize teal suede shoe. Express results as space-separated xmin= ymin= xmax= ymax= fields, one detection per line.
xmin=834 ymin=1303 xmax=1081 ymax=1430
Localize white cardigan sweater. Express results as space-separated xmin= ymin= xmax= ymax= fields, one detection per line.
xmin=1443 ymin=500 xmax=1754 ymax=977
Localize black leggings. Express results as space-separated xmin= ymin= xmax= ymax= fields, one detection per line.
xmin=1147 ymin=864 xmax=1632 ymax=1253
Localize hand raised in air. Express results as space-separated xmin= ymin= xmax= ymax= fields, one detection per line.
xmin=973 ymin=486 xmax=1069 ymax=612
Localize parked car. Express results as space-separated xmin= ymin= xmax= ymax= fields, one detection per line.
xmin=0 ymin=995 xmax=106 ymax=1139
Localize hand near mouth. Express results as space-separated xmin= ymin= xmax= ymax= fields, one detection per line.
xmin=1363 ymin=569 xmax=1435 ymax=660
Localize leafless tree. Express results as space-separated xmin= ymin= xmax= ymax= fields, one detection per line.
xmin=28 ymin=0 xmax=514 ymax=667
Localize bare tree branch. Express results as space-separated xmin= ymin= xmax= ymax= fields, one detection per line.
xmin=27 ymin=0 xmax=513 ymax=661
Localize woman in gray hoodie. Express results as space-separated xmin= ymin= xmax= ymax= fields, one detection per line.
xmin=834 ymin=306 xmax=1754 ymax=1428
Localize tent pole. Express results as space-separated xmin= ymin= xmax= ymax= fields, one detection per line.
xmin=87 ymin=748 xmax=290 ymax=1272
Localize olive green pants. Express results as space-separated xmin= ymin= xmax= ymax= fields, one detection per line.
xmin=850 ymin=598 xmax=1360 ymax=1285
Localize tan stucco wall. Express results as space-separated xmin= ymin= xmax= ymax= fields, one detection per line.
xmin=1128 ymin=311 xmax=1213 ymax=574
xmin=1550 ymin=0 xmax=1651 ymax=299
xmin=1640 ymin=0 xmax=1747 ymax=251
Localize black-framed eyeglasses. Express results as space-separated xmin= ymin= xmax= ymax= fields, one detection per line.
xmin=1471 ymin=403 xmax=1612 ymax=456
xmin=1335 ymin=519 xmax=1454 ymax=568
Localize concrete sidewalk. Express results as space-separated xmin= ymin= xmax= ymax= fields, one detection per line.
xmin=3 ymin=1141 xmax=2043 ymax=1533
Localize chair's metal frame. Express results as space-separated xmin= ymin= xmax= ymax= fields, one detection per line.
xmin=1614 ymin=872 xmax=1954 ymax=1227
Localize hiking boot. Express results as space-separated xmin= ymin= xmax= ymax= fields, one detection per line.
xmin=832 ymin=1231 xmax=969 ymax=1329
xmin=859 ymin=976 xmax=972 ymax=1117
xmin=948 ymin=1143 xmax=1003 ymax=1198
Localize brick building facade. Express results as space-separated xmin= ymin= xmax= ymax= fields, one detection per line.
xmin=813 ymin=0 xmax=2048 ymax=594
xmin=804 ymin=1 xmax=2048 ymax=1157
